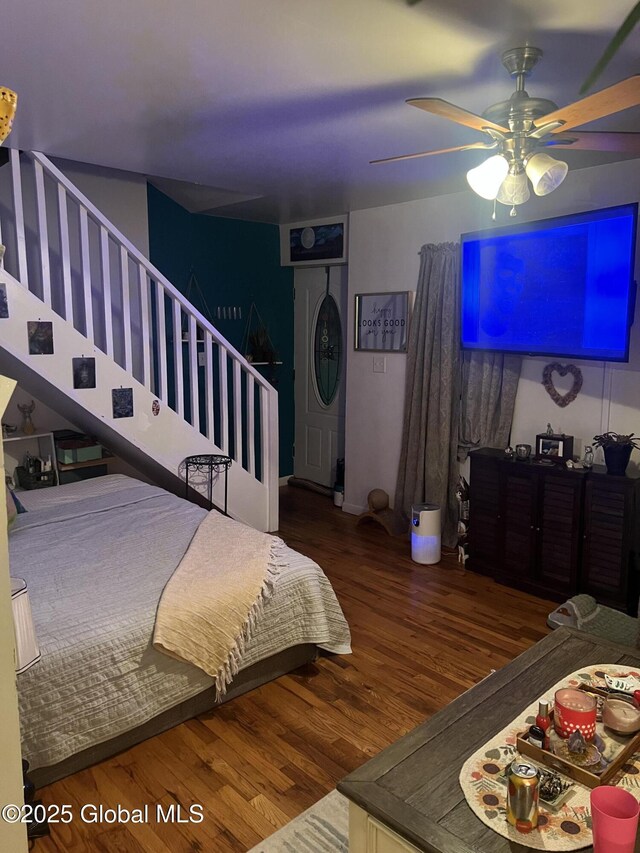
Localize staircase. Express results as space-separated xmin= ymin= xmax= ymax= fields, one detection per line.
xmin=0 ymin=150 xmax=278 ymax=531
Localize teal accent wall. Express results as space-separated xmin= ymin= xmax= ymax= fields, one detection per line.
xmin=147 ymin=185 xmax=294 ymax=477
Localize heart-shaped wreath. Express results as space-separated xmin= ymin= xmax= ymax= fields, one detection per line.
xmin=542 ymin=363 xmax=583 ymax=408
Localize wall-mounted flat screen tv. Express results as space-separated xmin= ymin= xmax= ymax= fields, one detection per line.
xmin=461 ymin=203 xmax=638 ymax=362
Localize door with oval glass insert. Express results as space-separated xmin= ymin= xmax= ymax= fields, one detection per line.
xmin=294 ymin=266 xmax=346 ymax=487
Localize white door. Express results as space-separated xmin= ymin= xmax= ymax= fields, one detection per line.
xmin=294 ymin=266 xmax=346 ymax=487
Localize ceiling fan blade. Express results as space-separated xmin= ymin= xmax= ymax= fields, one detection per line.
xmin=370 ymin=141 xmax=494 ymax=165
xmin=407 ymin=98 xmax=509 ymax=134
xmin=546 ymin=131 xmax=640 ymax=153
xmin=534 ymin=75 xmax=640 ymax=133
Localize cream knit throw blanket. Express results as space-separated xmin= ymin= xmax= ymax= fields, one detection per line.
xmin=153 ymin=511 xmax=284 ymax=697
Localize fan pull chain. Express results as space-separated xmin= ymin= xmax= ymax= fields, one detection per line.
xmin=492 ymin=199 xmax=497 ymax=221
xmin=510 ymin=205 xmax=517 ymax=217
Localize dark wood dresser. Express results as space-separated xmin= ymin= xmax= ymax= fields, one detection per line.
xmin=468 ymin=448 xmax=640 ymax=612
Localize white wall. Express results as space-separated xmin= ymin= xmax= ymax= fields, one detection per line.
xmin=7 ymin=385 xmax=77 ymax=434
xmin=52 ymin=158 xmax=150 ymax=256
xmin=344 ymin=159 xmax=640 ymax=514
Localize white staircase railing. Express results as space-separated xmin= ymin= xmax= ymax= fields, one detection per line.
xmin=0 ymin=149 xmax=278 ymax=529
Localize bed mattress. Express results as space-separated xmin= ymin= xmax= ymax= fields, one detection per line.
xmin=12 ymin=475 xmax=351 ymax=770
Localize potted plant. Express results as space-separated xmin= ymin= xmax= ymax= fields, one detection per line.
xmin=592 ymin=431 xmax=640 ymax=476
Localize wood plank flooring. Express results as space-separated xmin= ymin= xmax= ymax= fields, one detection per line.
xmin=36 ymin=486 xmax=554 ymax=852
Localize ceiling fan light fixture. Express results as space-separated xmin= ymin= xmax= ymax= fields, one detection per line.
xmin=525 ymin=152 xmax=568 ymax=196
xmin=496 ymin=169 xmax=530 ymax=206
xmin=466 ymin=154 xmax=509 ymax=200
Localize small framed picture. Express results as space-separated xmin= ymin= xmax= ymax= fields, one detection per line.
xmin=535 ymin=433 xmax=574 ymax=462
xmin=72 ymin=357 xmax=96 ymax=389
xmin=354 ymin=291 xmax=411 ymax=352
xmin=539 ymin=437 xmax=563 ymax=458
xmin=112 ymin=388 xmax=134 ymax=419
xmin=28 ymin=321 xmax=54 ymax=355
xmin=280 ymin=216 xmax=347 ymax=266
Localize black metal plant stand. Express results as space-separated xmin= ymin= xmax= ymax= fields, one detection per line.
xmin=184 ymin=454 xmax=232 ymax=515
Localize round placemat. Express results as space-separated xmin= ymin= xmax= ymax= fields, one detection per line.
xmin=459 ymin=664 xmax=640 ymax=850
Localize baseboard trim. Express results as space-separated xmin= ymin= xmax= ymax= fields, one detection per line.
xmin=279 ymin=476 xmax=292 ymax=486
xmin=342 ymin=502 xmax=364 ymax=516
xmin=287 ymin=477 xmax=333 ymax=497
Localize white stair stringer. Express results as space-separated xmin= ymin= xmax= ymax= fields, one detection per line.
xmin=0 ymin=270 xmax=274 ymax=531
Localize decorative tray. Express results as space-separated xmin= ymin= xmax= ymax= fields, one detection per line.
xmin=516 ymin=688 xmax=640 ymax=789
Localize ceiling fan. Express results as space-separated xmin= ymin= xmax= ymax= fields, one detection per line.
xmin=373 ymin=46 xmax=640 ymax=213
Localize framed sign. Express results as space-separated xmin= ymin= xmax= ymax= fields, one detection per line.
xmin=280 ymin=216 xmax=347 ymax=267
xmin=354 ymin=291 xmax=411 ymax=352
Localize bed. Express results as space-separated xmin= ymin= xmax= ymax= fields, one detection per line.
xmin=9 ymin=474 xmax=351 ymax=786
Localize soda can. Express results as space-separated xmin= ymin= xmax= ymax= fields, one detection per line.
xmin=506 ymin=761 xmax=539 ymax=833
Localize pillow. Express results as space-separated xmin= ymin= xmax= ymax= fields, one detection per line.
xmin=10 ymin=489 xmax=27 ymax=514
xmin=6 ymin=485 xmax=16 ymax=527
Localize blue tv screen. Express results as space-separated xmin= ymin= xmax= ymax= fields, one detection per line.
xmin=461 ymin=203 xmax=638 ymax=362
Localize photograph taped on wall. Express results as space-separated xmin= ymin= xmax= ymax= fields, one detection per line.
xmin=73 ymin=357 xmax=96 ymax=389
xmin=280 ymin=215 xmax=347 ymax=266
xmin=112 ymin=387 xmax=134 ymax=419
xmin=354 ymin=291 xmax=411 ymax=352
xmin=27 ymin=321 xmax=54 ymax=355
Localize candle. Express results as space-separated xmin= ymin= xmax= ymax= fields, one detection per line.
xmin=554 ymin=689 xmax=597 ymax=741
xmin=603 ymin=698 xmax=640 ymax=735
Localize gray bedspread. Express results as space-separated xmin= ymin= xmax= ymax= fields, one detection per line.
xmin=12 ymin=476 xmax=351 ymax=769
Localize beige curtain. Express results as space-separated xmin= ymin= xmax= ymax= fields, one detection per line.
xmin=458 ymin=351 xmax=522 ymax=461
xmin=395 ymin=243 xmax=461 ymax=548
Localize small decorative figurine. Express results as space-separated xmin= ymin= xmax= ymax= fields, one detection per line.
xmin=17 ymin=400 xmax=36 ymax=435
xmin=504 ymin=446 xmax=514 ymax=457
xmin=546 ymin=422 xmax=554 ymax=436
xmin=583 ymin=445 xmax=594 ymax=468
xmin=568 ymin=730 xmax=587 ymax=755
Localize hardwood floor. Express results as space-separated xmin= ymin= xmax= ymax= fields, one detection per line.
xmin=36 ymin=486 xmax=554 ymax=852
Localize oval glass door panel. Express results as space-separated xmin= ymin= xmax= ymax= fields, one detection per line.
xmin=313 ymin=293 xmax=341 ymax=407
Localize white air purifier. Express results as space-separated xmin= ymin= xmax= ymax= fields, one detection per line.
xmin=411 ymin=503 xmax=441 ymax=565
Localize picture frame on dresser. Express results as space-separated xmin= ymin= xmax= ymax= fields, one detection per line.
xmin=535 ymin=432 xmax=574 ymax=463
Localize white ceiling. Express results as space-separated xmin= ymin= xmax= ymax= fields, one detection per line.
xmin=3 ymin=0 xmax=639 ymax=223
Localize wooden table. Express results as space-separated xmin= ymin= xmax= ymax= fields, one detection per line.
xmin=338 ymin=627 xmax=640 ymax=853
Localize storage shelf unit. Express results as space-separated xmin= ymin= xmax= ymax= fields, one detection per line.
xmin=468 ymin=448 xmax=640 ymax=613
xmin=3 ymin=430 xmax=59 ymax=486
xmin=56 ymin=454 xmax=115 ymax=472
